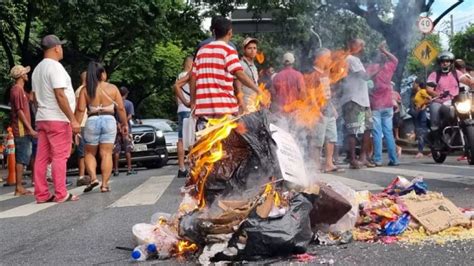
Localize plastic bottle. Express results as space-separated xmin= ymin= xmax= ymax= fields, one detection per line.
xmin=130 ymin=243 xmax=157 ymax=261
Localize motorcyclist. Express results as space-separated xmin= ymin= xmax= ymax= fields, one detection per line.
xmin=426 ymin=51 xmax=474 ymax=132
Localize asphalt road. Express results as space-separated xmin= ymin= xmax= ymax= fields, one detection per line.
xmin=0 ymin=156 xmax=473 ymax=265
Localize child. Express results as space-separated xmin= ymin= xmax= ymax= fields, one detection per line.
xmin=413 ymin=82 xmax=432 ymax=111
xmin=411 ymin=81 xmax=430 ymax=159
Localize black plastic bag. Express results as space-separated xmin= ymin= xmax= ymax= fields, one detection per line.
xmin=239 ymin=193 xmax=313 ymax=258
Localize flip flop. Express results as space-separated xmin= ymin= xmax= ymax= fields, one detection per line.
xmin=37 ymin=195 xmax=55 ymax=204
xmin=14 ymin=189 xmax=33 ymax=196
xmin=83 ymin=180 xmax=100 ymax=193
xmin=57 ymin=193 xmax=79 ymax=203
xmin=349 ymin=162 xmax=362 ymax=169
xmin=100 ymin=186 xmax=111 ymax=193
xmin=323 ymin=167 xmax=345 ymax=173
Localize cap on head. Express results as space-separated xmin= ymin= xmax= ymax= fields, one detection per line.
xmin=282 ymin=52 xmax=295 ymax=65
xmin=242 ymin=37 xmax=258 ymax=48
xmin=10 ymin=65 xmax=31 ymax=79
xmin=41 ymin=34 xmax=67 ymax=50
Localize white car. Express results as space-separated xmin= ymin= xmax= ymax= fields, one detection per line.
xmin=141 ymin=119 xmax=178 ymax=158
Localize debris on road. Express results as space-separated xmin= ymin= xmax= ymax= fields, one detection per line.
xmin=129 ymin=112 xmax=473 ymax=263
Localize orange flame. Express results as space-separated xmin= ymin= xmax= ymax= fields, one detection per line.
xmin=176 ymin=240 xmax=198 ymax=255
xmin=256 ymin=51 xmax=265 ymax=64
xmin=248 ymin=83 xmax=272 ymax=112
xmin=263 ymin=181 xmax=281 ymax=207
xmin=188 ymin=116 xmax=238 ymax=208
xmin=282 ymin=49 xmax=348 ymax=128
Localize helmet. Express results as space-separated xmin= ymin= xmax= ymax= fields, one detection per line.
xmin=437 ymin=51 xmax=455 ymax=73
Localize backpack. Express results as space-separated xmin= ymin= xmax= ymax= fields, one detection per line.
xmin=435 ymin=68 xmax=459 ymax=86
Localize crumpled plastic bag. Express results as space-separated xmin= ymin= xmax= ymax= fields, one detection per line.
xmin=381 ymin=213 xmax=410 ymax=236
xmin=240 ymin=193 xmax=313 ymax=258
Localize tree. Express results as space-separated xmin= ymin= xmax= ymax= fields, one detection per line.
xmin=450 ymin=23 xmax=474 ymax=65
xmin=200 ymin=0 xmax=465 ymax=89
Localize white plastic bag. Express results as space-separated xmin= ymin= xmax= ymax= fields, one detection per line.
xmin=182 ymin=117 xmax=196 ymax=151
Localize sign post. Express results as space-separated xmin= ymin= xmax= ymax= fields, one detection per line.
xmin=413 ymin=39 xmax=438 ymax=79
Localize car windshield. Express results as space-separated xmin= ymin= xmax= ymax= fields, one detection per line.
xmin=143 ymin=120 xmax=177 ymax=132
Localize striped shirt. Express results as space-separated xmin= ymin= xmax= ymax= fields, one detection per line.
xmin=192 ymin=41 xmax=243 ymax=116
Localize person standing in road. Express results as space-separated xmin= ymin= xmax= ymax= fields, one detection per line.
xmin=189 ymin=17 xmax=260 ymax=130
xmin=112 ymin=86 xmax=136 ymax=176
xmin=174 ymin=56 xmax=193 ymax=178
xmin=271 ymin=52 xmax=306 ymax=114
xmin=339 ymin=38 xmax=375 ymax=169
xmin=235 ymin=37 xmax=259 ymax=113
xmin=76 ymin=62 xmax=128 ymax=193
xmin=32 ymin=34 xmax=80 ymax=203
xmin=75 ymin=71 xmax=90 ymax=186
xmin=368 ymin=42 xmax=400 ymax=166
xmin=9 ymin=65 xmax=36 ymax=196
xmin=307 ymin=48 xmax=342 ymax=173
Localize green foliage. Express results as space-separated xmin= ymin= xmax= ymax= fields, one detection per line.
xmin=406 ymin=34 xmax=443 ymax=80
xmin=451 ymin=24 xmax=474 ymax=65
xmin=0 ymin=0 xmax=205 ymax=120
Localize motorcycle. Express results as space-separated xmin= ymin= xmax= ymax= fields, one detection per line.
xmin=427 ymin=82 xmax=474 ymax=165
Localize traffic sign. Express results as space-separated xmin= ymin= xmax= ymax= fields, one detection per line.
xmin=413 ymin=40 xmax=438 ymax=66
xmin=417 ymin=17 xmax=434 ymax=34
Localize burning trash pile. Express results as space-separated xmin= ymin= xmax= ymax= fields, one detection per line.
xmin=129 ymin=110 xmax=474 ymax=263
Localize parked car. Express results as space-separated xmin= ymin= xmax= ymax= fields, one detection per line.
xmin=141 ymin=119 xmax=178 ymax=158
xmin=67 ymin=123 xmax=168 ymax=170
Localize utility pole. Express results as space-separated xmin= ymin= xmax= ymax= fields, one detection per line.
xmin=450 ymin=14 xmax=454 ymax=37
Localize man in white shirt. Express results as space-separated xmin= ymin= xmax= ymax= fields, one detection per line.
xmin=32 ymin=34 xmax=80 ymax=203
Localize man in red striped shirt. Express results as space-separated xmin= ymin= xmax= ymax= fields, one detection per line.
xmin=190 ymin=17 xmax=259 ymax=126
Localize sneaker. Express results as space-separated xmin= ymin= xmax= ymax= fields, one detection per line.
xmin=374 ymin=162 xmax=383 ymax=167
xmin=113 ymin=170 xmax=120 ymax=177
xmin=388 ymin=161 xmax=400 ymax=166
xmin=177 ymin=169 xmax=188 ymax=178
xmin=65 ymin=179 xmax=73 ymax=187
xmin=126 ymin=169 xmax=137 ymax=176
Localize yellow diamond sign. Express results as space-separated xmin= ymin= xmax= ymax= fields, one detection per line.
xmin=413 ymin=40 xmax=438 ymax=66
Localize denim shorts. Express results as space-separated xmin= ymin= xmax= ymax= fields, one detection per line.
xmin=84 ymin=115 xmax=117 ymax=145
xmin=76 ymin=127 xmax=86 ymax=157
xmin=15 ymin=136 xmax=32 ymax=165
xmin=178 ymin=111 xmax=190 ymax=139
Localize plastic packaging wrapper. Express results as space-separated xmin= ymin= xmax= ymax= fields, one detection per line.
xmin=239 ymin=193 xmax=313 ymax=258
xmin=383 ymin=176 xmax=427 ymax=196
xmin=381 ymin=213 xmax=410 ymax=236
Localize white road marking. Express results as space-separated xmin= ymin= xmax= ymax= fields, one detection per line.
xmin=0 ymin=181 xmax=113 ymax=219
xmin=317 ymin=173 xmax=384 ymax=191
xmin=0 ymin=192 xmax=16 ymax=202
xmin=421 ymin=163 xmax=474 ymax=170
xmin=364 ymin=167 xmax=474 ymax=186
xmin=108 ymin=175 xmax=174 ymax=208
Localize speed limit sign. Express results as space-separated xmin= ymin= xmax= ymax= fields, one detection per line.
xmin=418 ymin=17 xmax=434 ymax=34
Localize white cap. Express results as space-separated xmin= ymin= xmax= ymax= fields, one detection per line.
xmin=283 ymin=52 xmax=295 ymax=65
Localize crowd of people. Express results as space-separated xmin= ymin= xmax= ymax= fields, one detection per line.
xmin=6 ymin=35 xmax=136 ymax=202
xmin=4 ymin=16 xmax=474 ymax=202
xmin=172 ymin=16 xmax=474 ymax=178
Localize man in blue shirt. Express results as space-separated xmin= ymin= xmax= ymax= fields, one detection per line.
xmin=113 ymin=86 xmax=136 ymax=176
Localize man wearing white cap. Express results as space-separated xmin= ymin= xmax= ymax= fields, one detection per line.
xmin=31 ymin=34 xmax=80 ymax=203
xmin=9 ymin=65 xmax=36 ymax=196
xmin=271 ymin=52 xmax=305 ymax=112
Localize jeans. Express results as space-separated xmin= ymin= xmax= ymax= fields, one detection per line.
xmin=372 ymin=108 xmax=399 ymax=164
xmin=413 ymin=109 xmax=428 ymax=152
xmin=34 ymin=121 xmax=72 ymax=202
xmin=429 ymin=102 xmax=450 ymax=131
